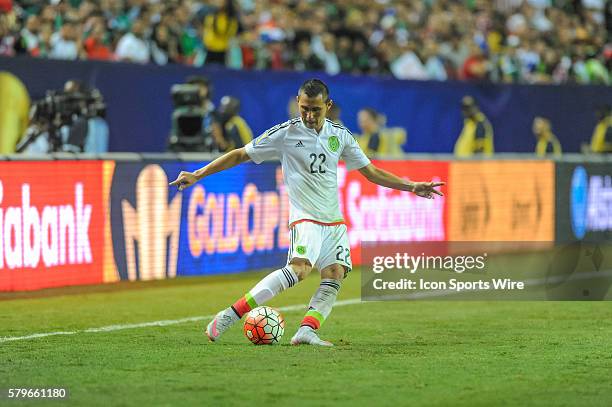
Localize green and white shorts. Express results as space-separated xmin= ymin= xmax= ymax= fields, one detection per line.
xmin=286 ymin=221 xmax=352 ymax=275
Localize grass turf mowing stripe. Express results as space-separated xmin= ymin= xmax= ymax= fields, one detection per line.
xmin=0 ymin=298 xmax=361 ymax=343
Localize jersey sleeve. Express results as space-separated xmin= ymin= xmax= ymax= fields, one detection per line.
xmin=341 ymin=131 xmax=371 ymax=170
xmin=244 ymin=124 xmax=285 ymax=164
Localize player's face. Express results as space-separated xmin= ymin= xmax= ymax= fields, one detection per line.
xmin=297 ymin=93 xmax=332 ymax=131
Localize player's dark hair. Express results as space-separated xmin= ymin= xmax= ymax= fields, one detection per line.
xmin=298 ymin=79 xmax=330 ymax=102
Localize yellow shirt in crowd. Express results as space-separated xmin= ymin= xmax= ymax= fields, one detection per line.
xmin=454 ymin=113 xmax=494 ymax=157
xmin=535 ymin=134 xmax=562 ymax=157
xmin=590 ymin=117 xmax=612 ymax=153
xmin=203 ymin=13 xmax=238 ymax=53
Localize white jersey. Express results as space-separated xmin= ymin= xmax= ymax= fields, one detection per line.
xmin=245 ymin=118 xmax=370 ymax=227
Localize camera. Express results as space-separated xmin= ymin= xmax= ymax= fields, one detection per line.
xmin=30 ymin=88 xmax=106 ymax=123
xmin=17 ymin=86 xmax=107 ymax=153
xmin=167 ymin=82 xmax=216 ymax=152
xmin=171 ymin=84 xmax=202 ymax=107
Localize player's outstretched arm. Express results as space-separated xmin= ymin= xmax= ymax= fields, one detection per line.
xmin=169 ymin=147 xmax=251 ymax=190
xmin=358 ymin=163 xmax=445 ymax=199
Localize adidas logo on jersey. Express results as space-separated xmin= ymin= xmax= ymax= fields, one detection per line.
xmin=295 ymin=141 xmax=305 ymax=148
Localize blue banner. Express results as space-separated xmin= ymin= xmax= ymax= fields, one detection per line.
xmin=555 ymin=161 xmax=612 ymax=243
xmin=2 ymin=56 xmax=611 ymax=153
xmin=109 ymin=161 xmax=288 ymax=279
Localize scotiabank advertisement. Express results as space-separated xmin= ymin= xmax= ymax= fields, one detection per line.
xmin=0 ymin=161 xmax=107 ymax=291
xmin=341 ymin=160 xmax=448 ymax=263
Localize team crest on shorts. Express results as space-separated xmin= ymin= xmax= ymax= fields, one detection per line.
xmin=328 ymin=136 xmax=340 ymax=152
xmin=297 ymin=246 xmax=307 ymax=255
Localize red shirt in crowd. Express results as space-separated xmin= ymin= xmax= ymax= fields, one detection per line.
xmin=461 ymin=55 xmax=487 ymax=80
xmin=84 ymin=37 xmax=114 ymax=61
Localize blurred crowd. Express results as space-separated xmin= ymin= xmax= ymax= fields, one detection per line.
xmin=0 ymin=0 xmax=610 ymax=84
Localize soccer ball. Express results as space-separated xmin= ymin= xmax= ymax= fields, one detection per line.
xmin=243 ymin=306 xmax=285 ymax=345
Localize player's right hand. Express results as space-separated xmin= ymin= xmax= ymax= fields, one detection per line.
xmin=169 ymin=171 xmax=198 ymax=191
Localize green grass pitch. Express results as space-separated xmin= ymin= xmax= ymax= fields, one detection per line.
xmin=1 ymin=269 xmax=611 ymax=406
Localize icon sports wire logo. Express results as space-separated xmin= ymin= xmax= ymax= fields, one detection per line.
xmin=0 ymin=181 xmax=92 ymax=269
xmin=570 ymin=166 xmax=612 ymax=239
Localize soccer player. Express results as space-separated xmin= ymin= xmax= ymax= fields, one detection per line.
xmin=170 ymin=79 xmax=444 ymax=346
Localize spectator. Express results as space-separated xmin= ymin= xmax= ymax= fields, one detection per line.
xmin=60 ymin=80 xmax=109 ymax=154
xmin=327 ymin=102 xmax=342 ymax=125
xmin=16 ymin=15 xmax=40 ymax=55
xmin=423 ymin=40 xmax=448 ymax=81
xmin=237 ymin=31 xmax=257 ymax=69
xmin=18 ymin=79 xmax=108 ymax=154
xmin=498 ymin=40 xmax=521 ymax=83
xmin=36 ymin=23 xmax=54 ymax=58
xmin=391 ymin=40 xmax=428 ymax=80
xmin=104 ymin=0 xmax=131 ymax=33
xmin=357 ymin=107 xmax=406 ymax=157
xmin=336 ymin=36 xmax=355 ymax=73
xmin=312 ymin=32 xmax=340 ymax=76
xmin=357 ymin=107 xmax=384 ymax=157
xmin=150 ymin=23 xmax=179 ymax=65
xmin=287 ymin=96 xmax=298 ymax=120
xmin=258 ymin=38 xmax=287 ymax=70
xmin=0 ymin=15 xmax=15 ymax=57
xmin=83 ymin=22 xmax=114 ymax=61
xmin=590 ymin=105 xmax=612 ymax=153
xmin=584 ymin=48 xmax=610 ymax=85
xmin=203 ymin=0 xmax=239 ymax=65
xmin=461 ymin=43 xmax=490 ymax=81
xmin=0 ymin=0 xmax=608 ymax=85
xmin=292 ymin=39 xmax=325 ymax=72
xmin=439 ymin=35 xmax=470 ymax=78
xmin=534 ymin=48 xmax=561 ymax=83
xmin=168 ymin=76 xmax=216 ymax=153
xmin=352 ymin=38 xmax=374 ymax=74
xmin=533 ymin=116 xmax=562 ymax=156
xmin=187 ymin=74 xmax=216 ymax=147
xmin=171 ymin=3 xmax=205 ymax=66
xmin=49 ymin=20 xmax=81 ymax=60
xmin=115 ymin=18 xmax=150 ymax=63
xmin=212 ymin=96 xmax=252 ymax=152
xmin=454 ymin=96 xmax=494 ymax=157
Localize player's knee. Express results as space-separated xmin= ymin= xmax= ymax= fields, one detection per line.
xmin=289 ymin=259 xmax=312 ymax=281
xmin=321 ymin=264 xmax=345 ymax=280
xmin=293 ymin=266 xmax=312 ymax=281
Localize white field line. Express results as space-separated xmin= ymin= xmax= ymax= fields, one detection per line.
xmin=2 ymin=270 xmax=610 ymax=344
xmin=0 ymin=298 xmax=362 ymax=344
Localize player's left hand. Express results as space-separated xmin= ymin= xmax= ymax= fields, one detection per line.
xmin=412 ymin=181 xmax=445 ymax=199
